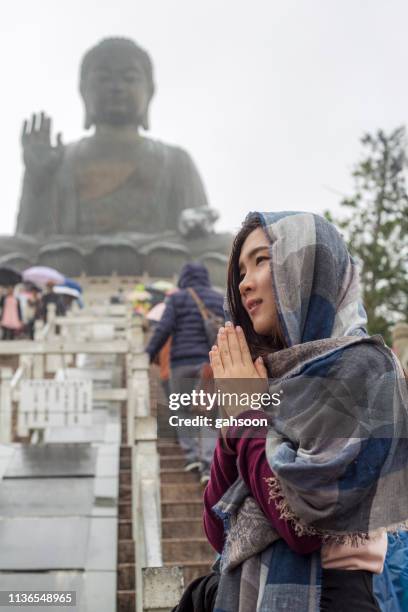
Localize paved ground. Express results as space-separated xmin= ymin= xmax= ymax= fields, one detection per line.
xmin=0 ymin=356 xmax=122 ymax=612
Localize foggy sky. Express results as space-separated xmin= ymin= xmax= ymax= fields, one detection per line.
xmin=2 ymin=0 xmax=408 ymax=236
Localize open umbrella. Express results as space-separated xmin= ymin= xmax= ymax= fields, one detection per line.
xmin=145 ymin=287 xmax=168 ymax=306
xmin=148 ymin=280 xmax=174 ymax=293
xmin=23 ymin=266 xmax=65 ymax=287
xmin=63 ymin=277 xmax=83 ymax=293
xmin=147 ymin=302 xmax=166 ymax=322
xmin=0 ymin=266 xmax=22 ymax=287
xmin=54 ymin=286 xmax=81 ymax=299
xmin=126 ymin=289 xmax=152 ymax=302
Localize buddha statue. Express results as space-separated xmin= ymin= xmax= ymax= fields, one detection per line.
xmin=1 ymin=37 xmax=231 ymax=283
xmin=16 ymin=37 xmax=211 ymax=237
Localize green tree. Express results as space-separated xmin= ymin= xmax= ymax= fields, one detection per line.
xmin=325 ymin=127 xmax=408 ymax=345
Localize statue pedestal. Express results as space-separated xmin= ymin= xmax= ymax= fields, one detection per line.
xmin=0 ymin=231 xmax=232 ymax=287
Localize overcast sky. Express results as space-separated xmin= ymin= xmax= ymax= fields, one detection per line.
xmin=2 ymin=0 xmax=408 ymax=236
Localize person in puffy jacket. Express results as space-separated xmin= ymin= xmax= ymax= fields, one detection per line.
xmin=146 ymin=262 xmax=224 ymax=482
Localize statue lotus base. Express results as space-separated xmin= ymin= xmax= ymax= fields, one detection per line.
xmin=0 ymin=232 xmax=232 ymax=287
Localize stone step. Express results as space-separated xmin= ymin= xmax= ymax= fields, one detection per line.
xmin=117 ymin=591 xmax=136 ymax=612
xmin=157 ymin=411 xmax=173 ymax=421
xmin=157 ymin=417 xmax=177 ymax=429
xmin=161 ymin=483 xmax=203 ymax=502
xmin=157 ymin=420 xmax=177 ymax=433
xmin=117 ymin=563 xmax=135 ymax=591
xmin=160 ymin=455 xmax=185 ymax=469
xmin=157 ymin=443 xmax=185 ymax=457
xmin=164 ymin=554 xmax=216 ymax=587
xmin=162 ymin=518 xmax=204 ymax=539
xmin=118 ymin=520 xmax=133 ymax=540
xmin=183 ymin=563 xmax=214 ymax=585
xmin=119 ymin=502 xmax=132 ymax=520
xmin=162 ymin=538 xmax=214 ymax=563
xmin=120 ymin=457 xmax=131 ymax=470
xmin=119 ymin=485 xmax=131 ymax=501
xmin=164 ymin=561 xmax=214 ymax=585
xmin=160 ymin=469 xmax=197 ymax=484
xmin=118 ymin=539 xmax=135 ymax=564
xmin=120 ymin=470 xmax=132 ymax=486
xmin=158 ymin=433 xmax=178 ymax=444
xmin=120 ymin=446 xmax=131 ymax=459
xmin=162 ymin=501 xmax=203 ymax=519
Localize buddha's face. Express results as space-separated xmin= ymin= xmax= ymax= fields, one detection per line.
xmin=82 ymin=46 xmax=151 ymax=128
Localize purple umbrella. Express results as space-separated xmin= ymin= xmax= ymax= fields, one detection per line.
xmin=23 ymin=266 xmax=65 ymax=287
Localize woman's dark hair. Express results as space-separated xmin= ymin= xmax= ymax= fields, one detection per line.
xmin=227 ymin=213 xmax=286 ymax=358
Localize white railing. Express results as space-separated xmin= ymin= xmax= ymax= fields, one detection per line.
xmin=0 ymin=368 xmax=12 ymax=443
xmin=0 ymin=301 xmax=174 ymax=611
xmin=0 ymin=329 xmax=143 ymax=445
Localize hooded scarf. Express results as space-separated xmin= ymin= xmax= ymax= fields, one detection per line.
xmin=213 ymin=211 xmax=408 ymax=612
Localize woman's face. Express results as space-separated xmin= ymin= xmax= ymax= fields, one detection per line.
xmin=238 ymin=227 xmax=280 ymax=337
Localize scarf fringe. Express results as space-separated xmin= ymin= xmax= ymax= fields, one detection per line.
xmin=264 ymin=475 xmax=408 ymax=547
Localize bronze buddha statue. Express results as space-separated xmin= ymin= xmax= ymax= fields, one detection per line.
xmin=1 ymin=38 xmax=231 ymax=282
xmin=17 ymin=38 xmax=210 ymax=237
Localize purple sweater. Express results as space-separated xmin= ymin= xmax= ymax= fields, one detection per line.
xmin=203 ymin=411 xmax=321 ymax=555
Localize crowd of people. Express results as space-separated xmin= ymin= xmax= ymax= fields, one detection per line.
xmin=0 ymin=282 xmax=69 ymax=340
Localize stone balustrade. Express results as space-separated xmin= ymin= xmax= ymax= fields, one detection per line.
xmin=0 ymin=301 xmax=183 ymax=611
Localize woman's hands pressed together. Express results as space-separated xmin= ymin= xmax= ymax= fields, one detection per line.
xmin=209 ymin=322 xmax=269 ymax=424
xmin=210 ymin=321 xmax=268 ymax=380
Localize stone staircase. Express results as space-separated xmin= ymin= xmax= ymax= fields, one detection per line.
xmin=159 ymin=441 xmax=216 ymax=585
xmin=149 ymin=362 xmax=217 ymax=592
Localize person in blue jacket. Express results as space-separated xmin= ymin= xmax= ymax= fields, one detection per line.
xmin=146 ymin=262 xmax=224 ymax=483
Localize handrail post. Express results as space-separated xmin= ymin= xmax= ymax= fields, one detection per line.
xmin=128 ymin=351 xmax=150 ymax=446
xmin=142 ymin=567 xmax=184 ymax=611
xmin=0 ymin=368 xmax=13 ymax=443
xmin=33 ymin=319 xmax=44 ymax=341
xmin=126 ymin=353 xmax=135 ymax=446
xmin=128 ymin=317 xmax=163 ymax=612
xmin=19 ymin=354 xmax=33 ymax=379
xmin=33 ymin=351 xmax=44 ymax=380
xmin=47 ymin=303 xmax=57 ymax=338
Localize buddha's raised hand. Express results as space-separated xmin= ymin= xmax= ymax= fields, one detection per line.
xmin=21 ymin=112 xmax=64 ymax=177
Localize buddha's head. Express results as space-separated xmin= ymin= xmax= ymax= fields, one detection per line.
xmin=80 ymin=38 xmax=155 ymax=130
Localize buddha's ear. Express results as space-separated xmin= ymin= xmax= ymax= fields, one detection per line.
xmin=83 ymin=96 xmax=95 ymax=130
xmin=141 ymin=90 xmax=154 ymax=131
xmin=84 ymin=110 xmax=93 ymax=130
xmin=141 ymin=109 xmax=150 ymax=131
xmin=80 ymin=84 xmax=92 ymax=130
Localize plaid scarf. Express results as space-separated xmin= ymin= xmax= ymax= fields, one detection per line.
xmin=213 ymin=212 xmax=408 ymax=612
